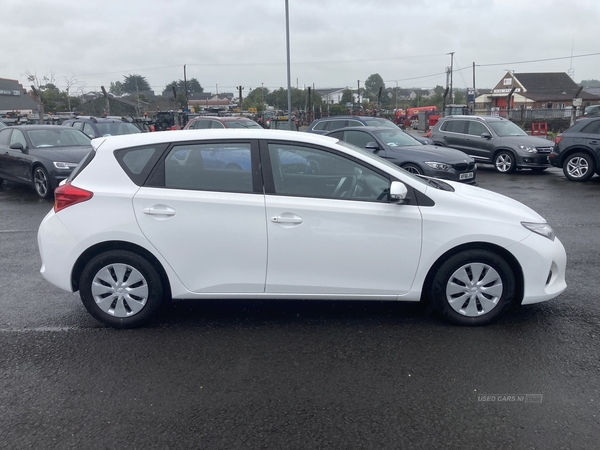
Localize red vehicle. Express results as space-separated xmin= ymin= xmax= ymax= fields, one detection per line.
xmin=403 ymin=106 xmax=438 ymax=129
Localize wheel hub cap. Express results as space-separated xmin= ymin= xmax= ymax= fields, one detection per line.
xmin=446 ymin=262 xmax=503 ymax=316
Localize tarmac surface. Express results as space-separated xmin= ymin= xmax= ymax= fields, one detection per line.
xmin=1 ymin=164 xmax=599 ymax=449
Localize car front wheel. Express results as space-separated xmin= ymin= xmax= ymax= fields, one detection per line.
xmin=431 ymin=249 xmax=516 ymax=326
xmin=33 ymin=166 xmax=52 ymax=199
xmin=79 ymin=250 xmax=164 ymax=328
xmin=402 ymin=163 xmax=424 ymax=175
xmin=494 ymin=151 xmax=517 ymax=173
xmin=563 ymin=152 xmax=595 ymax=181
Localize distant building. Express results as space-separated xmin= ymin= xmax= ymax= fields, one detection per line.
xmin=0 ymin=78 xmax=40 ymax=115
xmin=477 ymin=72 xmax=599 ymax=111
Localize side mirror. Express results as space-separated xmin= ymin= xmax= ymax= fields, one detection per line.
xmin=390 ymin=181 xmax=408 ymax=203
xmin=481 ymin=133 xmax=492 ymax=140
xmin=365 ymin=142 xmax=380 ymax=151
xmin=9 ymin=142 xmax=25 ymax=151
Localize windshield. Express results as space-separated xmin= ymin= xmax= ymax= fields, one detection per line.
xmin=226 ymin=121 xmax=262 ymax=129
xmin=26 ymin=128 xmax=91 ymax=147
xmin=335 ymin=140 xmax=430 ymax=187
xmin=373 ymin=129 xmax=422 ymax=147
xmin=362 ymin=118 xmax=398 ymax=129
xmin=96 ymin=122 xmax=142 ymax=136
xmin=488 ymin=120 xmax=528 ymax=136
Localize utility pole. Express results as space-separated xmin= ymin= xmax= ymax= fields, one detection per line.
xmin=183 ymin=65 xmax=188 ymax=108
xmin=448 ymin=52 xmax=455 ymax=104
xmin=101 ymin=86 xmax=109 ymax=116
xmin=357 ymin=80 xmax=360 ymax=106
xmin=285 ymin=0 xmax=292 ymax=128
xmin=30 ymin=85 xmax=44 ymax=123
xmin=237 ymin=86 xmax=244 ymax=113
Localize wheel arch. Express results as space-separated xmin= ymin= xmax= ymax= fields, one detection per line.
xmin=71 ymin=240 xmax=172 ymax=300
xmin=420 ymin=242 xmax=524 ymax=305
xmin=558 ymin=145 xmax=598 ymax=167
xmin=492 ymin=147 xmax=517 ymax=160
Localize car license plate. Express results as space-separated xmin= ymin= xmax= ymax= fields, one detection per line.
xmin=460 ymin=172 xmax=474 ymax=180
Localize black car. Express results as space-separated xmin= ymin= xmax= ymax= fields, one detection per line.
xmin=306 ymin=115 xmax=434 ymax=145
xmin=62 ymin=116 xmax=142 ymax=138
xmin=0 ymin=125 xmax=92 ymax=198
xmin=549 ymin=117 xmax=600 ymax=181
xmin=326 ymin=126 xmax=476 ymax=183
xmin=428 ymin=115 xmax=553 ymax=173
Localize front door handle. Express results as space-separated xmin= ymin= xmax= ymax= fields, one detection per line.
xmin=271 ymin=215 xmax=303 ymax=224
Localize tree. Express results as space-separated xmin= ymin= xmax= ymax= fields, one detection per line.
xmin=109 ymin=81 xmax=124 ymax=96
xmin=163 ymin=78 xmax=203 ymax=96
xmin=364 ymin=74 xmax=385 ymax=102
xmin=579 ymin=79 xmax=600 ymax=88
xmin=340 ymin=89 xmax=353 ymax=106
xmin=121 ymin=74 xmax=151 ymax=94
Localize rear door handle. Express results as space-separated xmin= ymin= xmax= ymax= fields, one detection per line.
xmin=143 ymin=206 xmax=176 ymax=217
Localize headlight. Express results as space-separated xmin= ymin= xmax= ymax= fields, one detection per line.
xmin=521 ymin=222 xmax=555 ymax=241
xmin=53 ymin=162 xmax=79 ymax=169
xmin=519 ymin=145 xmax=537 ymax=153
xmin=424 ymin=161 xmax=450 ymax=171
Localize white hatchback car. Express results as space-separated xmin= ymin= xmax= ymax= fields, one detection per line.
xmin=38 ymin=129 xmax=567 ymax=328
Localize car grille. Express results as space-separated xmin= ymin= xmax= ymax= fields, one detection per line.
xmin=536 ymin=146 xmax=553 ymax=153
xmin=453 ymin=162 xmax=476 ymax=172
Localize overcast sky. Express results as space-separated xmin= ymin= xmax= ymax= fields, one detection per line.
xmin=3 ymin=0 xmax=599 ymax=95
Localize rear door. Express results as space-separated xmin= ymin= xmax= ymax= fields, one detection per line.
xmin=437 ymin=119 xmax=468 ymax=151
xmin=133 ymin=139 xmax=268 ymax=293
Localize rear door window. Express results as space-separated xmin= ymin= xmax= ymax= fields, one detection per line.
xmin=442 ymin=120 xmax=467 ymax=134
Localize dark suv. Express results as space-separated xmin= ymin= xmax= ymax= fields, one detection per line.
xmin=549 ymin=117 xmax=600 ymax=181
xmin=62 ymin=116 xmax=142 ymax=139
xmin=428 ymin=115 xmax=553 ymax=173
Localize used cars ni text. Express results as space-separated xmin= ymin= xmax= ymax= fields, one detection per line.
xmin=37 ymin=129 xmax=567 ymax=328
xmin=0 ymin=125 xmax=92 ymax=198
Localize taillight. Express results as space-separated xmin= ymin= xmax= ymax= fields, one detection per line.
xmin=554 ymin=136 xmax=562 ymax=145
xmin=426 ymin=130 xmax=431 ymax=138
xmin=54 ymin=182 xmax=93 ymax=213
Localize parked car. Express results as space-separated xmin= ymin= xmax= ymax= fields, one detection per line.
xmin=62 ymin=116 xmax=142 ymax=139
xmin=37 ymin=129 xmax=566 ymax=328
xmin=549 ymin=117 xmax=600 ymax=181
xmin=305 ymin=115 xmax=434 ymax=145
xmin=326 ymin=126 xmax=476 ymax=183
xmin=428 ymin=115 xmax=553 ymax=173
xmin=0 ymin=125 xmax=92 ymax=198
xmin=183 ymin=116 xmax=262 ymax=130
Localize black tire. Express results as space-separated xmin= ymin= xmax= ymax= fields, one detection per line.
xmin=563 ymin=152 xmax=595 ymax=181
xmin=0 ymin=177 xmax=4 ymax=185
xmin=33 ymin=166 xmax=52 ymax=199
xmin=430 ymin=249 xmax=516 ymax=326
xmin=79 ymin=250 xmax=164 ymax=328
xmin=402 ymin=163 xmax=424 ymax=175
xmin=493 ymin=151 xmax=517 ymax=174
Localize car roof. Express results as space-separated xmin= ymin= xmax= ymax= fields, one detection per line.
xmin=91 ymin=129 xmax=338 ymax=152
xmin=189 ymin=116 xmax=254 ymax=122
xmin=3 ymin=125 xmax=74 ymax=131
xmin=440 ymin=115 xmax=507 ymax=122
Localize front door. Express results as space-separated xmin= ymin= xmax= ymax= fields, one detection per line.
xmin=262 ymin=141 xmax=422 ymax=296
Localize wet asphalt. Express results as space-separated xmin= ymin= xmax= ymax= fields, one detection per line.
xmin=0 ymin=165 xmax=599 ymax=449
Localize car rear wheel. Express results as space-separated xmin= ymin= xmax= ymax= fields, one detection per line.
xmin=563 ymin=152 xmax=595 ymax=181
xmin=33 ymin=166 xmax=52 ymax=199
xmin=494 ymin=151 xmax=517 ymax=173
xmin=402 ymin=163 xmax=424 ymax=175
xmin=79 ymin=250 xmax=164 ymax=328
xmin=430 ymin=249 xmax=515 ymax=326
